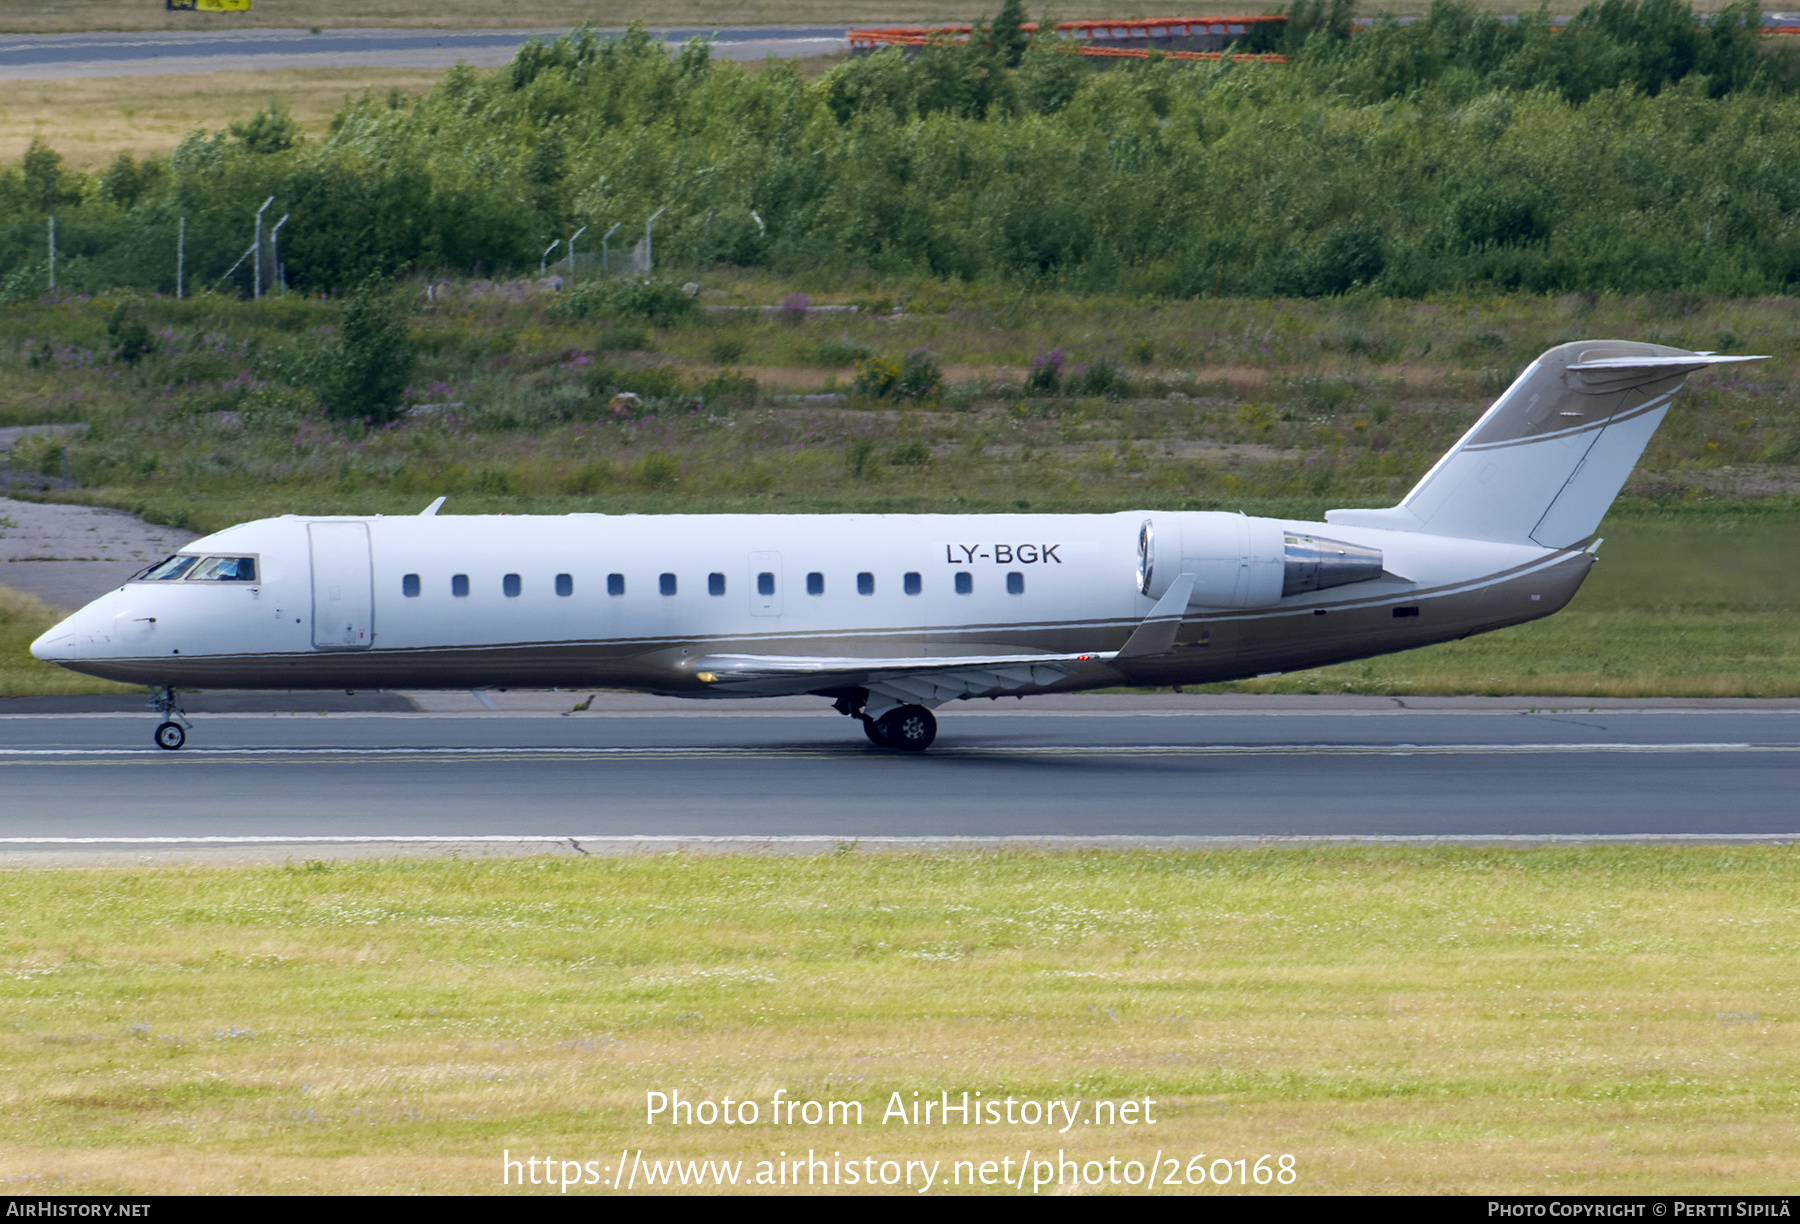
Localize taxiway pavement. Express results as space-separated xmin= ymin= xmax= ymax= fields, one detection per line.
xmin=0 ymin=27 xmax=847 ymax=79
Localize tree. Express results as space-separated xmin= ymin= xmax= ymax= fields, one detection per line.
xmin=323 ymin=281 xmax=416 ymax=423
xmin=229 ymin=100 xmax=300 ymax=155
xmin=22 ymin=138 xmax=63 ymax=212
xmin=990 ymin=0 xmax=1030 ymax=68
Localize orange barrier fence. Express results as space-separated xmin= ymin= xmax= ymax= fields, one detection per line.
xmin=848 ymin=13 xmax=1799 ymax=59
xmin=847 ymin=15 xmax=1290 ymax=62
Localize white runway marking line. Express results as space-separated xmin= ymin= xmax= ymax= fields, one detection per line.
xmin=0 ymin=742 xmax=1782 ymax=759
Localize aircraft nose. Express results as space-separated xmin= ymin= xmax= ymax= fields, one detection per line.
xmin=30 ymin=617 xmax=78 ymax=661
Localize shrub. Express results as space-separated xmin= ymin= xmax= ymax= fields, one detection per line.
xmin=709 ymin=335 xmax=749 ymax=364
xmin=812 ymin=334 xmax=875 ymax=366
xmin=845 ymin=440 xmax=877 ymax=479
xmin=596 ymin=325 xmax=651 ymax=351
xmin=636 ymin=452 xmax=680 ymax=485
xmin=898 ymin=348 xmax=942 ymax=401
xmin=779 ymin=293 xmax=811 ymax=323
xmin=105 ymin=300 xmax=153 ymax=365
xmin=1026 ymin=344 xmax=1065 ymax=394
xmin=1065 ymin=357 xmax=1129 ymax=398
xmin=697 ymin=369 xmax=758 ymax=410
xmin=558 ymin=279 xmax=697 ymax=325
xmin=851 ymin=356 xmax=900 ymax=398
xmin=322 ymin=281 xmax=417 ymax=423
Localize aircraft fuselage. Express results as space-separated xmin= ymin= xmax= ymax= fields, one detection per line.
xmin=32 ymin=509 xmax=1590 ymax=696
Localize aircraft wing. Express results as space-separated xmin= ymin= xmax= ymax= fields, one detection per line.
xmin=690 ymin=576 xmax=1195 ymax=704
xmin=692 ymin=649 xmax=1114 ymax=702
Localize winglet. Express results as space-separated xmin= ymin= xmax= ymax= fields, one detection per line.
xmin=1116 ymin=573 xmax=1195 ymax=660
xmin=420 ymin=496 xmax=446 ymax=517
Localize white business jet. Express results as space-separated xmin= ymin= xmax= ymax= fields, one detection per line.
xmin=31 ymin=340 xmax=1762 ymax=751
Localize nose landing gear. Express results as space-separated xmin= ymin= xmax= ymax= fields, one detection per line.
xmin=150 ymin=686 xmax=190 ymax=751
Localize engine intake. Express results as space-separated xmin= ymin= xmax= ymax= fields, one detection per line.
xmin=1282 ymin=534 xmax=1384 ymax=596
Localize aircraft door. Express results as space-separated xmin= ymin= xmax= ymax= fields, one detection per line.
xmin=309 ymin=521 xmax=375 ymax=650
xmin=749 ymin=551 xmax=782 ymax=617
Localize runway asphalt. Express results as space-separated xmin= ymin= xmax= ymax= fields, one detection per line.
xmin=0 ymin=26 xmax=848 ymax=79
xmin=2 ymin=698 xmax=1795 ymax=850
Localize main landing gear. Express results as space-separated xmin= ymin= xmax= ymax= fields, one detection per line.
xmin=839 ymin=697 xmax=937 ymax=751
xmin=151 ymin=686 xmax=189 ymax=751
xmin=873 ymin=705 xmax=937 ymax=751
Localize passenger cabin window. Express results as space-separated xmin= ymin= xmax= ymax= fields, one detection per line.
xmin=660 ymin=573 xmax=677 ymax=596
xmin=503 ymin=573 xmax=521 ymax=597
xmin=806 ymin=572 xmax=824 ymax=596
xmin=452 ymin=574 xmax=470 ymax=597
xmin=709 ymin=573 xmax=727 ymax=596
xmin=556 ymin=573 xmax=573 ymax=597
xmin=904 ymin=572 xmax=921 ymax=596
xmin=402 ymin=574 xmax=421 ymax=597
xmin=954 ymin=572 xmax=973 ymax=595
xmin=140 ymin=555 xmax=196 ymax=582
xmin=608 ymin=573 xmax=625 ymax=596
xmin=757 ymin=572 xmax=776 ymax=597
xmin=188 ymin=556 xmax=257 ymax=582
xmin=1006 ymin=571 xmax=1024 ymax=595
xmin=857 ymin=572 xmax=875 ymax=596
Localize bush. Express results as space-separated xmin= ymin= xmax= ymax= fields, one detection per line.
xmin=812 ymin=334 xmax=875 ymax=365
xmin=596 ymin=325 xmax=651 ymax=351
xmin=105 ymin=300 xmax=153 ymax=365
xmin=898 ymin=348 xmax=942 ymax=401
xmin=708 ymin=334 xmax=749 ymax=363
xmin=1026 ymin=345 xmax=1065 ymax=394
xmin=322 ymin=282 xmax=417 ymax=423
xmin=697 ymin=369 xmax=757 ymax=410
xmin=1065 ymin=357 xmax=1130 ymax=398
xmin=851 ymin=356 xmax=900 ymax=398
xmin=557 ymin=279 xmax=697 ymax=325
xmin=845 ymin=440 xmax=877 ymax=478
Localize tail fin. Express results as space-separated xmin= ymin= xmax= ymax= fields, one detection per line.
xmin=1325 ymin=341 xmax=1764 ymax=547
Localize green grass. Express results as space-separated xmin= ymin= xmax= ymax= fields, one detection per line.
xmin=0 ymin=848 xmax=1795 ymax=1194
xmin=0 ymin=583 xmax=139 ymax=697
xmin=1209 ymin=509 xmax=1800 ymax=697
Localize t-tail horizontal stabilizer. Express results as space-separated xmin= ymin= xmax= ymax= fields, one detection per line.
xmin=1324 ymin=342 xmax=1766 ymax=548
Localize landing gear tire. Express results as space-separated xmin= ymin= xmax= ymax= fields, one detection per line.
xmin=861 ymin=716 xmax=890 ymax=747
xmin=154 ymin=721 xmax=186 ymax=751
xmin=877 ymin=705 xmax=937 ymax=752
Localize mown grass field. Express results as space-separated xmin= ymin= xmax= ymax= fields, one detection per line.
xmin=0 ymin=69 xmax=456 ymax=173
xmin=0 ymin=849 xmax=1794 ymax=1195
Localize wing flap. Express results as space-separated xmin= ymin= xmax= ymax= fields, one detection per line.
xmin=693 ymin=649 xmax=1113 ymax=682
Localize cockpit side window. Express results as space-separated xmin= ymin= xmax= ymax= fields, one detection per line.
xmin=187 ymin=556 xmax=259 ymax=582
xmin=138 ymin=555 xmax=197 ymax=582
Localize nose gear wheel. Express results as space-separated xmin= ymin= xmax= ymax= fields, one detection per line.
xmin=149 ymin=686 xmax=190 ymax=750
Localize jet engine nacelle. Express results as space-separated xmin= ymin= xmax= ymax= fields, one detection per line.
xmin=1136 ymin=512 xmax=1383 ymax=608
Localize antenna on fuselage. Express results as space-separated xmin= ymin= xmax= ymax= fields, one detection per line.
xmin=420 ymin=496 xmax=446 ymax=516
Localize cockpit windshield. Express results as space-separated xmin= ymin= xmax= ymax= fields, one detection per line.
xmin=188 ymin=556 xmax=257 ymax=582
xmin=134 ymin=555 xmax=257 ymax=582
xmin=139 ymin=555 xmax=197 ymax=581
